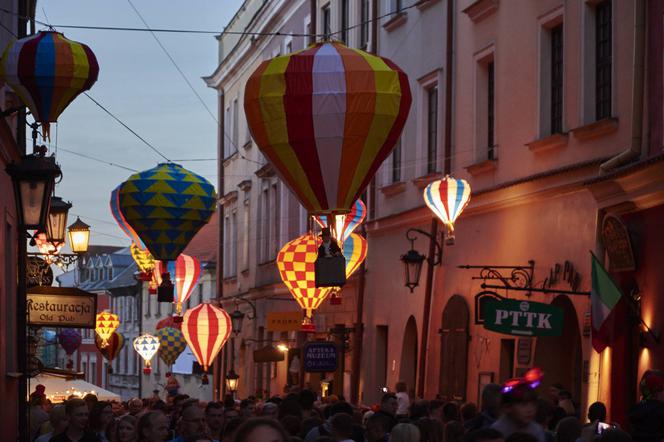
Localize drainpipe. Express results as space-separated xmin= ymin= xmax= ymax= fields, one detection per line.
xmin=599 ymin=0 xmax=646 ymax=173
xmin=443 ymin=0 xmax=454 ymax=174
xmin=417 ymin=219 xmax=439 ymax=398
xmin=215 ymin=88 xmax=226 ymax=400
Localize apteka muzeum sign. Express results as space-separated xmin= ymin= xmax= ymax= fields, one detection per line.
xmin=27 ymin=286 xmax=97 ymax=328
xmin=481 ymin=298 xmax=563 ymax=337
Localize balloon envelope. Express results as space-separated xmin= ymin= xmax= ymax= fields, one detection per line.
xmin=245 ymin=42 xmax=411 ymax=215
xmin=58 ymin=329 xmax=82 ymax=355
xmin=314 ymin=199 xmax=366 ymax=244
xmin=117 ymin=163 xmax=216 ymax=261
xmin=152 ymin=254 xmax=202 ymax=314
xmin=156 ymin=327 xmax=186 ymax=367
xmin=423 ymin=176 xmax=471 ymax=239
xmin=182 ymin=303 xmax=232 ymax=372
xmin=96 ymin=332 xmax=124 ymax=362
xmin=342 ymin=233 xmax=367 ymax=278
xmin=0 ymin=31 xmax=98 ymax=138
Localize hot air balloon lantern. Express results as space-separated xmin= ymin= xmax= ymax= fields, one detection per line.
xmin=110 ymin=186 xmax=155 ymax=280
xmin=182 ymin=303 xmax=232 ymax=384
xmin=156 ymin=327 xmax=186 ymax=377
xmin=423 ymin=176 xmax=471 ymax=245
xmin=314 ymin=199 xmax=366 ymax=246
xmin=329 ymin=232 xmax=367 ymax=305
xmin=95 ymin=332 xmax=124 ymax=373
xmin=276 ymin=234 xmax=333 ymax=331
xmin=0 ymin=31 xmax=99 ymax=140
xmin=133 ymin=333 xmax=160 ymax=374
xmin=58 ymin=328 xmax=82 ymax=370
xmin=244 ymin=41 xmax=411 ymax=229
xmin=95 ymin=312 xmax=120 ymax=348
xmin=34 ymin=231 xmax=63 ymax=263
xmin=151 ymin=254 xmax=202 ymax=318
xmin=117 ymin=163 xmax=216 ymax=261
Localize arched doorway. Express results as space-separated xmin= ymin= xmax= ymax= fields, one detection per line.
xmin=399 ymin=316 xmax=418 ymax=395
xmin=439 ymin=295 xmax=470 ymax=401
xmin=533 ymin=295 xmax=582 ymax=404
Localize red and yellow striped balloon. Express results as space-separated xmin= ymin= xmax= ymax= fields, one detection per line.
xmin=244 ymin=42 xmax=411 ymax=216
xmin=182 ymin=303 xmax=232 ymax=372
xmin=276 ymin=234 xmax=332 ymax=326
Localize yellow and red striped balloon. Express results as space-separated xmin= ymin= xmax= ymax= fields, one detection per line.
xmin=276 ymin=234 xmax=332 ymax=326
xmin=244 ymin=42 xmax=411 ymax=217
xmin=182 ymin=303 xmax=232 ymax=372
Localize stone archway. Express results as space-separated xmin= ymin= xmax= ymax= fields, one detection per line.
xmin=533 ymin=295 xmax=582 ymax=404
xmin=439 ymin=295 xmax=470 ymax=401
xmin=399 ymin=316 xmax=418 ymax=395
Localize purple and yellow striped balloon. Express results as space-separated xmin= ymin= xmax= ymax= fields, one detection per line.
xmin=245 ymin=41 xmax=411 ymax=216
xmin=0 ymin=31 xmax=98 ymax=138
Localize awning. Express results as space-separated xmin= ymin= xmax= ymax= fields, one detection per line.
xmin=28 ymin=374 xmax=121 ymax=403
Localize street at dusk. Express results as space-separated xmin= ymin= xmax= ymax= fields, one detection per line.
xmin=0 ymin=0 xmax=663 ymax=441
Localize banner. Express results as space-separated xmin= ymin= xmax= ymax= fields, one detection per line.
xmin=27 ymin=286 xmax=96 ymax=328
xmin=266 ymin=311 xmax=302 ymax=332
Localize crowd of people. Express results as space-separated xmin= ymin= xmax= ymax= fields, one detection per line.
xmin=26 ymin=369 xmax=664 ymax=442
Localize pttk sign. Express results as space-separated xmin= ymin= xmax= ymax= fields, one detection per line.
xmin=481 ymin=298 xmax=563 ymax=337
xmin=303 ymin=342 xmax=338 ymax=372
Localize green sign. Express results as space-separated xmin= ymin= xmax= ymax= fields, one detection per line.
xmin=481 ymin=299 xmax=563 ymax=337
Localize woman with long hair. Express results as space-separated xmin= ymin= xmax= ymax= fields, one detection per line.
xmin=115 ymin=415 xmax=138 ymax=442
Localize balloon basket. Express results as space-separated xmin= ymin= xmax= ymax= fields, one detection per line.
xmin=143 ymin=367 xmax=152 ymax=375
xmin=201 ymin=374 xmax=209 ymax=385
xmin=301 ymin=320 xmax=316 ymax=333
xmin=149 ymin=287 xmax=157 ymax=295
xmin=330 ymin=292 xmax=342 ymax=305
xmin=66 ymin=360 xmax=73 ymax=370
xmin=173 ymin=315 xmax=183 ymax=324
xmin=165 ymin=372 xmax=171 ymax=378
xmin=139 ymin=272 xmax=152 ymax=282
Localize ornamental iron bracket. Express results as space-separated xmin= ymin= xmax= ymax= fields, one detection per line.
xmin=406 ymin=227 xmax=443 ymax=266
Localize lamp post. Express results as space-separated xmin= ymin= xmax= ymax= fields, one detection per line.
xmin=225 ymin=368 xmax=239 ymax=396
xmin=46 ymin=196 xmax=72 ymax=245
xmin=67 ymin=217 xmax=91 ymax=254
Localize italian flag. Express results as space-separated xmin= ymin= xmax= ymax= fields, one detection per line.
xmin=591 ymin=253 xmax=624 ymax=353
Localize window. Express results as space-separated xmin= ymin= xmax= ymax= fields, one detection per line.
xmin=197 ymin=284 xmax=203 ymax=306
xmin=595 ymin=1 xmax=611 ymax=120
xmin=258 ymin=185 xmax=270 ymax=264
xmin=391 ymin=0 xmax=403 ymax=13
xmin=427 ymin=86 xmax=438 ymax=173
xmin=108 ymin=267 xmax=113 ymax=280
xmin=5 ymin=222 xmax=15 ymax=373
xmin=269 ymin=183 xmax=280 ymax=261
xmin=550 ymin=25 xmax=563 ymax=134
xmin=360 ymin=0 xmax=370 ymax=49
xmin=224 ymin=105 xmax=232 ymax=158
xmin=242 ymin=197 xmax=250 ymax=271
xmin=487 ymin=62 xmax=495 ymax=159
xmin=232 ymin=98 xmax=239 ymax=152
xmin=340 ymin=0 xmax=349 ymax=44
xmin=90 ymin=360 xmax=97 ymax=385
xmin=391 ymin=137 xmax=402 ymax=183
xmin=304 ymin=16 xmax=314 ymax=47
xmin=82 ymin=361 xmax=87 ymax=381
xmin=322 ymin=4 xmax=331 ymax=39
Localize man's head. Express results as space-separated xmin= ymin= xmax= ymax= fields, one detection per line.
xmin=128 ymin=397 xmax=143 ymax=415
xmin=588 ymin=401 xmax=607 ymax=422
xmin=83 ymin=393 xmax=98 ymax=411
xmin=464 ymin=428 xmax=505 ymax=442
xmin=240 ymin=399 xmax=256 ymax=417
xmin=49 ymin=404 xmax=68 ymax=434
xmin=380 ymin=393 xmax=398 ymax=416
xmin=366 ymin=413 xmax=391 ymax=442
xmin=502 ymin=384 xmax=538 ymax=426
xmin=481 ymin=383 xmax=503 ymax=416
xmin=65 ymin=398 xmax=89 ymax=431
xmin=548 ymin=383 xmax=565 ymax=403
xmin=179 ymin=400 xmax=206 ymax=437
xmin=299 ymin=389 xmax=316 ymax=411
xmin=205 ymin=401 xmax=224 ymax=433
xmin=138 ymin=411 xmax=170 ymax=442
xmin=330 ymin=413 xmax=354 ymax=441
xmin=429 ymin=399 xmax=444 ymax=421
xmin=321 ymin=227 xmax=331 ymax=242
xmin=442 ymin=402 xmax=459 ymax=422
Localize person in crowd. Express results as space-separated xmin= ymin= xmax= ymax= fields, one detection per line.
xmin=51 ymin=398 xmax=99 ymax=442
xmin=373 ymin=393 xmax=398 ymax=431
xmin=262 ymin=402 xmax=280 ymax=420
xmin=224 ymin=417 xmax=245 ymax=441
xmin=301 ymin=416 xmax=324 ymax=440
xmin=556 ymin=392 xmax=576 ymax=418
xmin=115 ymin=415 xmax=138 ymax=442
xmin=534 ymin=399 xmax=555 ymax=442
xmin=465 ymin=384 xmax=502 ymax=430
xmin=128 ymin=398 xmax=144 ymax=417
xmin=598 ymin=429 xmax=633 ymax=442
xmin=29 ymin=391 xmax=50 ymax=441
xmin=34 ymin=404 xmax=67 ymax=442
xmin=240 ymin=399 xmax=256 ymax=419
xmin=84 ymin=394 xmax=99 ymax=412
xmin=395 ymin=382 xmax=410 ymax=419
xmin=547 ymin=384 xmax=564 ymax=407
xmin=464 ymin=428 xmax=505 ymax=442
xmin=445 ymin=421 xmax=465 ymax=442
xmin=505 ymin=433 xmax=538 ymax=442
xmin=554 ymin=417 xmax=581 ymax=442
xmin=299 ymin=390 xmax=321 ymax=420
xmin=280 ymin=396 xmax=304 ymax=420
xmin=233 ymin=418 xmax=290 ymax=442
xmin=281 ymin=415 xmax=303 ymax=438
xmin=390 ymin=423 xmax=421 ymax=442
xmin=429 ymin=401 xmax=444 ymax=423
xmin=329 ymin=413 xmax=354 ymax=442
xmin=442 ymin=403 xmax=460 ymax=423
xmin=205 ymin=401 xmax=224 ymax=442
xmin=460 ymin=403 xmax=478 ymax=426
xmin=414 ymin=417 xmax=443 ymax=442
xmin=304 ymin=402 xmax=362 ymax=442
xmin=586 ymin=402 xmax=607 ymax=425
xmin=365 ymin=413 xmax=391 ymax=442
xmin=138 ymin=411 xmax=170 ymax=442
xmin=628 ymin=369 xmax=664 ymax=442
xmin=89 ymin=401 xmax=114 ymax=442
xmin=409 ymin=401 xmax=430 ymax=421
xmin=171 ymin=400 xmax=208 ymax=442
xmin=490 ymin=382 xmax=546 ymax=442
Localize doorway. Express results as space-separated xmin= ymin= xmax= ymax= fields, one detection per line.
xmin=533 ymin=295 xmax=582 ymax=404
xmin=399 ymin=316 xmax=418 ymax=395
xmin=439 ymin=295 xmax=470 ymax=401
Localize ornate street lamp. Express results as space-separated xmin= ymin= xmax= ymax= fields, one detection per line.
xmin=401 ymin=246 xmax=426 ymax=293
xmin=6 ymin=153 xmax=61 ymax=230
xmin=46 ymin=196 xmax=72 ymax=245
xmin=67 ymin=217 xmax=90 ymax=254
xmin=225 ymin=368 xmax=239 ymax=393
xmin=230 ymin=309 xmax=245 ymax=336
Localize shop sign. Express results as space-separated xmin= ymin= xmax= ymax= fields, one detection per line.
xmin=27 ymin=286 xmax=97 ymax=328
xmin=481 ymin=298 xmax=563 ymax=337
xmin=303 ymin=342 xmax=337 ymax=372
xmin=266 ymin=311 xmax=302 ymax=332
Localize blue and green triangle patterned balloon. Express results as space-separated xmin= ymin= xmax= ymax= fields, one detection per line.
xmin=117 ymin=163 xmax=216 ymax=261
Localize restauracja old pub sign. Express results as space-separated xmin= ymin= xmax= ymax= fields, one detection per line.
xmin=482 ymin=298 xmax=564 ymax=337
xmin=27 ymin=286 xmax=97 ymax=328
